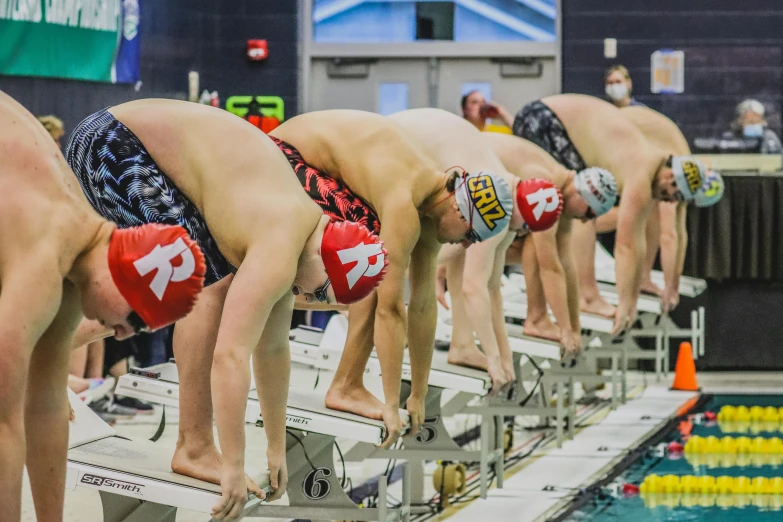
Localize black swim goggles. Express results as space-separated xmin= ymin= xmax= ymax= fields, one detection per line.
xmin=127 ymin=311 xmax=151 ymax=335
xmin=314 ymin=278 xmax=332 ymax=303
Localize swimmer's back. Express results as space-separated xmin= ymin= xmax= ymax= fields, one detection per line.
xmin=541 ymin=94 xmax=645 ymax=169
xmin=482 ymin=132 xmax=569 ymax=188
xmin=390 ymin=108 xmax=506 ymax=174
xmin=110 ymin=99 xmax=318 ymax=265
xmin=271 ymin=109 xmax=441 ymax=208
xmin=622 ymin=106 xmax=691 ymax=155
xmin=0 ymin=91 xmax=84 ymax=200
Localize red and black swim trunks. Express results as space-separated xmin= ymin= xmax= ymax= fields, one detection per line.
xmin=270 ymin=136 xmax=381 ymax=235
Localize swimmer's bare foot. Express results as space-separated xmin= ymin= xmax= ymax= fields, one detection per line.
xmin=640 ymin=279 xmax=663 ymax=296
xmin=325 ymin=384 xmax=385 ymax=421
xmin=580 ymin=295 xmax=616 ymax=318
xmin=447 ymin=343 xmax=489 ymax=371
xmin=172 ymin=445 xmax=262 ymax=496
xmin=523 ymin=318 xmax=561 ymax=341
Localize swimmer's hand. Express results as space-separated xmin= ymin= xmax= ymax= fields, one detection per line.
xmin=405 ymin=395 xmax=424 ymax=438
xmin=487 ymin=355 xmax=513 ymax=396
xmin=560 ymin=328 xmax=582 ymax=360
xmin=379 ymin=406 xmax=406 ymax=449
xmin=212 ymin=464 xmax=262 ymax=520
xmin=265 ymin=449 xmax=288 ymax=502
xmin=661 ymin=285 xmax=679 ymax=315
xmin=611 ymin=304 xmax=636 ymax=337
xmin=69 ymin=404 xmax=75 ymax=421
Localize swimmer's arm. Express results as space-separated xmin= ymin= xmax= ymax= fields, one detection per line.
xmin=407 ymin=236 xmax=441 ymax=400
xmin=532 ymin=222 xmax=572 ymax=333
xmin=0 ymin=260 xmax=63 ymax=519
xmin=25 ymin=284 xmax=82 ymax=522
xmin=615 ymin=185 xmax=653 ymax=317
xmin=644 ymin=203 xmax=661 ymax=279
xmin=462 ymin=233 xmax=506 ymax=361
xmin=557 ymin=220 xmax=581 ymax=332
xmin=488 ymin=236 xmax=514 ymax=365
xmin=658 ymin=202 xmax=681 ymax=293
xmin=676 ymin=203 xmax=688 ymax=285
xmin=253 ymin=293 xmax=292 ymax=499
xmin=374 ymin=203 xmax=420 ymax=410
xmin=211 ymin=248 xmax=292 ymax=473
xmin=71 ymin=318 xmax=113 ymax=348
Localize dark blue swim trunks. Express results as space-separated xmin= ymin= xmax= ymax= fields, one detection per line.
xmin=66 ymin=108 xmax=233 ymax=286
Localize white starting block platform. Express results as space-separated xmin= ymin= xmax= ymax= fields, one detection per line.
xmin=446 ymin=386 xmax=699 ymax=522
xmin=594 ymin=242 xmax=707 ymax=298
xmin=116 ymin=364 xmax=411 ymax=521
xmin=67 ymin=389 xmax=271 ymax=522
xmin=489 ymin=289 xmax=628 ymax=408
xmin=289 ymin=316 xmax=505 ymax=501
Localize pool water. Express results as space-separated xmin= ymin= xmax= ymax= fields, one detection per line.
xmin=565 ymin=395 xmax=783 ymax=522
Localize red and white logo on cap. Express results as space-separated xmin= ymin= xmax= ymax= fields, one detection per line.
xmin=337 ymin=243 xmax=386 ymax=289
xmin=321 ymin=221 xmax=388 ymax=304
xmin=525 ymin=187 xmax=561 ymax=220
xmin=516 ymin=179 xmax=563 ymax=232
xmin=133 ymin=238 xmax=197 ymax=300
xmin=108 ymin=223 xmax=206 ymax=331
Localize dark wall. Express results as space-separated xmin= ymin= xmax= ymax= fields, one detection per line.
xmin=0 ymin=0 xmax=297 ymax=133
xmin=561 ymin=0 xmax=783 ymax=141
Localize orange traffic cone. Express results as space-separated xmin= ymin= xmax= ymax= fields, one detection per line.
xmin=672 ymin=342 xmax=699 ymax=391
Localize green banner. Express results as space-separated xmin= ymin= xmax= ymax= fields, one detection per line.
xmin=0 ymin=0 xmax=125 ymax=82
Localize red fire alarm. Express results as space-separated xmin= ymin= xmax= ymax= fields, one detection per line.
xmin=247 ymin=40 xmax=268 ymax=61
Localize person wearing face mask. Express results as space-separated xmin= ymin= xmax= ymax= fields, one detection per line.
xmin=604 ymin=65 xmax=645 ymax=109
xmin=722 ymin=99 xmax=782 ymax=154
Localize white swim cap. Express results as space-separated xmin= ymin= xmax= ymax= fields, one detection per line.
xmin=573 ymin=167 xmax=618 ymax=217
xmin=672 ymin=156 xmax=708 ymax=201
xmin=454 ymin=171 xmax=513 ymax=241
xmin=693 ymin=170 xmax=725 ymax=208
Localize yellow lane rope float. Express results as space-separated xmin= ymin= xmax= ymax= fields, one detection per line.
xmin=684 ymin=435 xmax=783 ymax=454
xmin=640 ymin=474 xmax=783 ymax=495
xmin=685 ymin=452 xmax=783 ymax=469
xmin=718 ymin=406 xmax=781 ymax=423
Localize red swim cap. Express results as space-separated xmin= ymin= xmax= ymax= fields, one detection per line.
xmin=108 ymin=224 xmax=206 ymax=331
xmin=516 ymin=178 xmax=563 ymax=232
xmin=321 ymin=221 xmax=388 ymax=304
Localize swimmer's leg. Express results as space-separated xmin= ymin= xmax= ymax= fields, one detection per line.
xmin=521 ymin=237 xmax=560 ymax=341
xmin=571 ymin=219 xmax=616 ymax=317
xmin=446 ymin=249 xmax=489 ymax=371
xmin=85 ymin=339 xmax=105 ymax=379
xmin=68 ymin=343 xmax=90 ymax=393
xmin=326 ymin=292 xmax=386 ymax=420
xmin=171 ymin=277 xmax=241 ymax=482
xmin=171 ymin=276 xmax=262 ymax=494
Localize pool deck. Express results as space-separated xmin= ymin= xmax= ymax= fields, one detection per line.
xmin=444 ymin=385 xmax=699 ymax=522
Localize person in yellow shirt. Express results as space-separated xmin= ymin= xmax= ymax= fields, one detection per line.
xmin=461 ymin=90 xmax=513 ymax=134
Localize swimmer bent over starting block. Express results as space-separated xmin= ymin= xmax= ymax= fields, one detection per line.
xmin=512 ymin=94 xmax=710 ymax=335
xmin=67 ymin=100 xmax=387 ymax=520
xmin=486 ymin=132 xmax=618 ymax=357
xmin=270 ymin=109 xmax=511 ymax=442
xmin=0 ymin=91 xmax=206 ymax=522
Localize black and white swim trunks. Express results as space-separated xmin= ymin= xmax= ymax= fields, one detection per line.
xmin=66 ymin=108 xmax=233 ymax=285
xmin=512 ymin=101 xmax=588 ymax=172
